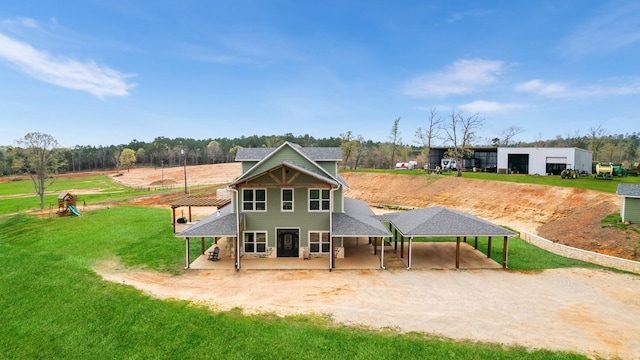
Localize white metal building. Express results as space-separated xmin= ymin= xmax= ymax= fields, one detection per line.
xmin=497 ymin=147 xmax=593 ymax=176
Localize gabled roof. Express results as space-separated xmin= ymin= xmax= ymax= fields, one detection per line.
xmin=176 ymin=205 xmax=243 ymax=237
xmin=377 ymin=206 xmax=515 ymax=237
xmin=231 ymin=161 xmax=341 ymax=187
xmin=232 ymin=141 xmax=348 ymax=188
xmin=617 ymin=184 xmax=640 ymax=198
xmin=332 ymin=198 xmax=392 ymax=237
xmin=236 ymin=143 xmax=342 ymax=161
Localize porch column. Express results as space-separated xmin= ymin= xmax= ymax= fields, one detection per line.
xmin=401 ymin=236 xmax=404 ymax=259
xmin=184 ymin=237 xmax=190 ymax=269
xmin=188 ymin=206 xmax=192 ymax=222
xmin=236 ymin=236 xmax=241 ymax=271
xmin=474 ymin=236 xmax=478 ymax=250
xmin=330 ymin=236 xmax=334 ymax=271
xmin=455 ymin=236 xmax=460 ymax=269
xmin=502 ymin=236 xmax=509 ymax=269
xmin=373 ymin=237 xmax=377 ymax=255
xmin=407 ymin=237 xmax=413 ymax=269
xmin=172 ymin=207 xmax=177 ymax=233
xmin=200 ymin=237 xmax=205 ymax=254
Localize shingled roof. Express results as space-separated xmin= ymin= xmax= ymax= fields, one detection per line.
xmin=176 ymin=205 xmax=243 ymax=237
xmin=235 ymin=143 xmax=342 ymax=161
xmin=332 ymin=198 xmax=392 ymax=237
xmin=377 ymin=206 xmax=515 ymax=237
xmin=617 ymin=184 xmax=640 ymax=198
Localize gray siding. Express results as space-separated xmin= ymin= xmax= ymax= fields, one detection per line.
xmin=242 ymin=161 xmax=258 ymax=173
xmin=243 ymin=187 xmax=330 ymax=247
xmin=623 ymin=198 xmax=640 ymax=223
xmin=245 ymin=146 xmax=322 ymax=179
xmin=316 ymin=160 xmax=337 ymax=176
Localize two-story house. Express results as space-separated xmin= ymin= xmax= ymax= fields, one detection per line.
xmin=177 ymin=141 xmax=392 ymax=270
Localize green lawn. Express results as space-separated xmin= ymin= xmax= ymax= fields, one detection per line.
xmin=407 ymin=235 xmax=606 ymax=270
xmin=0 ymin=175 xmax=178 ymax=215
xmin=0 ymin=207 xmax=587 ymax=359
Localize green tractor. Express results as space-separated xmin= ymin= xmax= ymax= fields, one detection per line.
xmin=560 ymin=168 xmax=579 ymax=179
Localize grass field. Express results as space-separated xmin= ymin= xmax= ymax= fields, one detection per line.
xmin=0 ymin=175 xmax=174 ymax=215
xmin=0 ymin=207 xmax=589 ymax=359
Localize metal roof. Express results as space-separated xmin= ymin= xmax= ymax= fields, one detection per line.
xmin=332 ymin=198 xmax=392 ymax=237
xmin=617 ymin=184 xmax=640 ymax=198
xmin=377 ymin=206 xmax=515 ymax=237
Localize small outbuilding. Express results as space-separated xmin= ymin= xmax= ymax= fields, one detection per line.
xmin=617 ymin=184 xmax=640 ymax=223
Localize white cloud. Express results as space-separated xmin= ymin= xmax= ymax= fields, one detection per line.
xmin=460 ymin=100 xmax=524 ymax=113
xmin=402 ymin=59 xmax=505 ymax=98
xmin=515 ymin=78 xmax=640 ymax=99
xmin=514 ymin=79 xmax=566 ymax=96
xmin=0 ymin=32 xmax=135 ymax=97
xmin=560 ymin=1 xmax=640 ymax=57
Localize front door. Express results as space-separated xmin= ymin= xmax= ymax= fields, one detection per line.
xmin=277 ymin=229 xmax=299 ymax=257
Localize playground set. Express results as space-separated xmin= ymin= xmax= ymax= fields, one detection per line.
xmin=57 ymin=192 xmax=81 ymax=216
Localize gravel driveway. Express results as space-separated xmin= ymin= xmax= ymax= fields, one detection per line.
xmin=96 ymin=263 xmax=640 ymax=359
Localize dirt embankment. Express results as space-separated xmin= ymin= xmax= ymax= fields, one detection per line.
xmin=342 ymin=172 xmax=639 ymax=260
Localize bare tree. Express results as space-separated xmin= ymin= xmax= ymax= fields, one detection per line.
xmin=588 ymin=125 xmax=608 ymax=161
xmin=339 ymin=131 xmax=355 ymax=168
xmin=388 ymin=117 xmax=402 ymax=168
xmin=500 ymin=126 xmax=524 ymax=146
xmin=16 ymin=132 xmax=63 ymax=210
xmin=353 ymin=135 xmax=366 ymax=169
xmin=443 ymin=110 xmax=484 ymax=177
xmin=415 ymin=108 xmax=442 ymax=170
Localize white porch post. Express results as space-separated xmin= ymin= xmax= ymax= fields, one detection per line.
xmin=381 ymin=237 xmax=385 ymax=269
xmin=184 ymin=237 xmax=190 ymax=269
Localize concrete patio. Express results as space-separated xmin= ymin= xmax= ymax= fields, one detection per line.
xmin=187 ymin=237 xmax=502 ymax=271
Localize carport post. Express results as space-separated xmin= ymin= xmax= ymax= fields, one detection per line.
xmin=200 ymin=237 xmax=205 ymax=254
xmin=455 ymin=237 xmax=460 ymax=269
xmin=474 ymin=236 xmax=478 ymax=249
xmin=380 ymin=236 xmax=385 ymax=269
xmin=502 ymin=236 xmax=508 ymax=268
xmin=400 ymin=236 xmax=404 ymax=258
xmin=487 ymin=236 xmax=492 ymax=258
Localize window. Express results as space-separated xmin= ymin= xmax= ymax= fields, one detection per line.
xmin=281 ymin=189 xmax=293 ymax=211
xmin=309 ymin=231 xmax=330 ymax=253
xmin=309 ymin=189 xmax=330 ymax=211
xmin=243 ymin=189 xmax=266 ymax=211
xmin=244 ymin=231 xmax=267 ymax=253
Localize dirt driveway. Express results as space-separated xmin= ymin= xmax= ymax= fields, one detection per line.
xmin=96 ymin=263 xmax=640 ymax=359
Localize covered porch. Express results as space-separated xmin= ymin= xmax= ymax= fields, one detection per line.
xmin=185 ymin=236 xmax=502 ymax=270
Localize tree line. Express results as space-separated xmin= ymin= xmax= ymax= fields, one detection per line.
xmin=2 ymin=113 xmax=639 ymax=178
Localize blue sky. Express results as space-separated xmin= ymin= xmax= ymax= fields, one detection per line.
xmin=1 ymin=1 xmax=639 ymax=148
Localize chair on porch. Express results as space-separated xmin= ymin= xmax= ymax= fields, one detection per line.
xmin=208 ymin=246 xmax=220 ymax=261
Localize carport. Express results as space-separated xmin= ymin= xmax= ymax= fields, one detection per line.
xmin=377 ymin=206 xmax=516 ymax=269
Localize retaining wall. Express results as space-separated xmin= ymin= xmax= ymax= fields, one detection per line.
xmin=519 ymin=230 xmax=640 ymax=274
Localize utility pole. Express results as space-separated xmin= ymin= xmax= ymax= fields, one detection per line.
xmin=181 ymin=148 xmax=188 ymax=194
